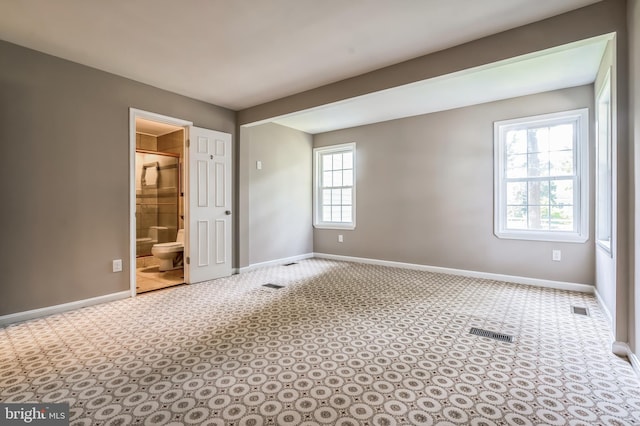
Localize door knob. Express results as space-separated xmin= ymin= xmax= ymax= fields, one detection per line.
xmin=225 ymin=210 xmax=232 ymax=215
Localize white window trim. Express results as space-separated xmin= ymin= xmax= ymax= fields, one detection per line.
xmin=313 ymin=142 xmax=356 ymax=230
xmin=494 ymin=108 xmax=589 ymax=243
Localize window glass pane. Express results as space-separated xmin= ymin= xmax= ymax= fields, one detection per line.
xmin=315 ymin=144 xmax=355 ymax=227
xmin=549 ymin=124 xmax=574 ymax=151
xmin=322 ymin=189 xmax=331 ymax=205
xmin=331 ymin=206 xmax=341 ymax=222
xmin=527 ymin=152 xmax=549 ymax=177
xmin=596 ymin=83 xmax=612 ymax=247
xmin=528 ymin=181 xmax=550 ymax=206
xmin=342 ymin=206 xmax=352 ymax=222
xmin=550 ymin=179 xmax=573 ymax=206
xmin=506 ymin=129 xmax=527 ymax=155
xmin=331 ymin=189 xmax=341 ymax=205
xmin=506 ymin=154 xmax=527 ymax=178
xmin=506 ymin=206 xmax=527 ymax=229
xmin=506 ymin=182 xmax=527 ymax=205
xmin=343 ymin=170 xmax=353 ymax=186
xmin=550 ymin=206 xmax=574 ymax=231
xmin=549 ymin=150 xmax=573 ymax=176
xmin=323 ymin=171 xmax=333 ymax=187
xmin=333 ymin=170 xmax=343 ymax=187
xmin=332 ymin=153 xmax=343 ymax=170
xmin=527 ymin=205 xmax=549 ymax=230
xmin=322 ymin=206 xmax=331 ymax=222
xmin=343 ymin=152 xmax=353 ymax=169
xmin=496 ymin=110 xmax=584 ymax=241
xmin=342 ymin=188 xmax=352 ymax=205
xmin=322 ymin=154 xmax=332 ymax=171
xmin=527 ymin=127 xmax=549 ymax=153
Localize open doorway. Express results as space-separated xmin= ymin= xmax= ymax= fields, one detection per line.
xmin=129 ymin=110 xmax=192 ymax=295
xmin=135 ymin=124 xmax=184 ymax=293
xmin=129 ymin=109 xmax=234 ymax=297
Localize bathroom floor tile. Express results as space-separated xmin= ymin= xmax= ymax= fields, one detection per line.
xmin=136 ymin=265 xmax=184 ymax=293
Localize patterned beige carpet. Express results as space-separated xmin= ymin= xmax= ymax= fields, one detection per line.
xmin=1 ymin=259 xmax=639 ymax=425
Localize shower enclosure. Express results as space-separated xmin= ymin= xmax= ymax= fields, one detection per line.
xmin=135 ymin=150 xmax=180 ymax=257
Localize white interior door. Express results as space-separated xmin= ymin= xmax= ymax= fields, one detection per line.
xmin=186 ymin=126 xmax=232 ymax=283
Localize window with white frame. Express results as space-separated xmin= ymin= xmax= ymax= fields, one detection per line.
xmin=494 ymin=109 xmax=589 ymax=242
xmin=596 ymin=71 xmax=612 ymax=253
xmin=313 ymin=143 xmax=356 ymax=229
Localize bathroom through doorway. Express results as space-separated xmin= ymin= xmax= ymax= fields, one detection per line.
xmin=129 ymin=109 xmax=234 ymax=297
xmin=133 ymin=116 xmax=187 ymax=293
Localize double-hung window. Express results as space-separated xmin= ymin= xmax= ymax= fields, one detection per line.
xmin=596 ymin=71 xmax=612 ymax=253
xmin=313 ymin=143 xmax=356 ymax=229
xmin=494 ymin=109 xmax=588 ymax=242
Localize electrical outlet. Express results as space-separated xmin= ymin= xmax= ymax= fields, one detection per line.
xmin=552 ymin=250 xmax=561 ymax=262
xmin=112 ymin=259 xmax=123 ymax=272
xmin=338 ymin=234 xmax=344 ymax=243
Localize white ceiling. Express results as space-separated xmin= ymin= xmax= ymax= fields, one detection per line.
xmin=0 ymin=0 xmax=601 ymax=112
xmin=269 ymin=35 xmax=610 ymax=134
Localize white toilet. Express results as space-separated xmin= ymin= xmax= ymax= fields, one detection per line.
xmin=151 ymin=229 xmax=184 ymax=271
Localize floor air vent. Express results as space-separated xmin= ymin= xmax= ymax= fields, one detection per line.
xmin=262 ymin=283 xmax=284 ymax=289
xmin=470 ymin=327 xmax=514 ymax=343
xmin=571 ymin=306 xmax=589 ymax=316
xmin=283 ymin=262 xmax=298 ymax=266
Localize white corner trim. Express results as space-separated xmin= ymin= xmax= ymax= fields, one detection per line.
xmin=0 ymin=291 xmax=131 ymax=327
xmin=313 ymin=253 xmax=594 ymax=293
xmin=612 ymin=341 xmax=630 ymax=356
xmin=239 ymin=253 xmax=315 ymax=274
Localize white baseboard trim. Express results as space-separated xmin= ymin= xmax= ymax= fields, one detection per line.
xmin=313 ymin=253 xmax=595 ymax=293
xmin=0 ymin=291 xmax=131 ymax=327
xmin=630 ymin=352 xmax=640 ymax=378
xmin=594 ymin=288 xmax=614 ymax=329
xmin=611 ymin=341 xmax=640 ymax=377
xmin=239 ymin=253 xmax=315 ymax=274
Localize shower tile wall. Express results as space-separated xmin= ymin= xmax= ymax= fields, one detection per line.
xmin=135 ymin=131 xmax=182 ymax=256
xmin=136 ymin=134 xmax=157 ymax=150
xmin=156 ymin=154 xmax=179 ymax=242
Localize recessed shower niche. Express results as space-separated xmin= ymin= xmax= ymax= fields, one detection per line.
xmin=135 ymin=120 xmax=185 ymax=293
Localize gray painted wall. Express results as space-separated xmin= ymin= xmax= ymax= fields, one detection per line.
xmin=236 ymin=0 xmax=629 ymax=275
xmin=314 ymin=86 xmax=595 ymax=285
xmin=0 ymin=40 xmax=235 ymax=316
xmin=246 ymin=124 xmax=312 ymax=265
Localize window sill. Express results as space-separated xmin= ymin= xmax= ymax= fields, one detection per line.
xmin=495 ymin=230 xmax=588 ymax=243
xmin=314 ymin=223 xmax=356 ymax=231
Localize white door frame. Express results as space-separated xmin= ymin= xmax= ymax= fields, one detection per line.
xmin=129 ymin=108 xmax=192 ymax=297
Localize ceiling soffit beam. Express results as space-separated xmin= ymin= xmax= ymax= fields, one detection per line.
xmin=238 ymin=0 xmax=626 ymax=126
